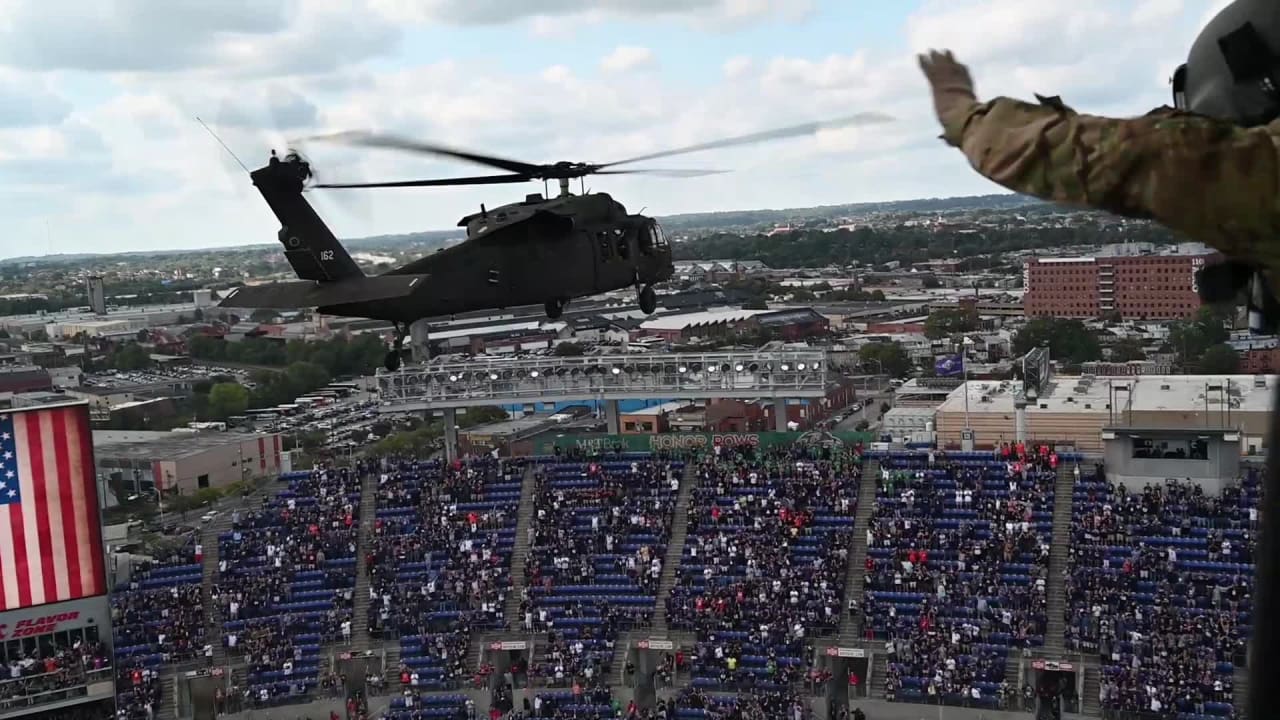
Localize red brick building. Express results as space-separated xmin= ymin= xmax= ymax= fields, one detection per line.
xmin=1023 ymin=251 xmax=1220 ymax=320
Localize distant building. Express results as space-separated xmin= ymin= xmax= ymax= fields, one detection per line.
xmin=86 ymin=276 xmax=106 ymax=316
xmin=1023 ymin=245 xmax=1221 ymax=320
xmin=752 ymin=308 xmax=830 ymax=341
xmin=93 ymin=430 xmax=283 ymax=497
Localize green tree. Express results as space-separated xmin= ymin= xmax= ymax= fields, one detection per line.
xmin=1013 ymin=318 xmax=1101 ymax=364
xmin=742 ymin=297 xmax=768 ymax=310
xmin=250 ymin=309 xmax=279 ymax=323
xmin=207 ymin=383 xmax=250 ymax=418
xmin=1198 ymin=344 xmax=1240 ymax=374
xmin=554 ymin=342 xmax=586 ymax=356
xmin=924 ymin=308 xmax=977 ymax=340
xmin=110 ymin=343 xmax=152 ymax=371
xmin=1108 ymin=338 xmax=1147 ymax=363
xmin=859 ymin=342 xmax=913 ymax=378
xmin=1169 ymin=306 xmax=1231 ymax=365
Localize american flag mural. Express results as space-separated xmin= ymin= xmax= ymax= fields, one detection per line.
xmin=0 ymin=404 xmax=106 ymax=610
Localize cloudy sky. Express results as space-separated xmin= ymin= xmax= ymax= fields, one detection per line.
xmin=0 ymin=0 xmax=1232 ymax=258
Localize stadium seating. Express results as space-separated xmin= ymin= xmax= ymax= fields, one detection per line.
xmin=214 ymin=466 xmax=360 ymax=707
xmin=111 ymin=542 xmax=203 ymax=718
xmin=667 ymin=446 xmax=859 ymax=692
xmin=523 ymin=452 xmax=681 ymax=687
xmin=369 ymin=456 xmax=520 ymax=690
xmin=384 ymin=692 xmax=470 ymax=719
xmin=860 ymin=448 xmax=1058 ymax=709
xmin=1067 ymin=465 xmax=1257 ymax=717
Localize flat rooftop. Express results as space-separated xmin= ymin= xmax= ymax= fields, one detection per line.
xmin=93 ymin=430 xmax=272 ymax=461
xmin=640 ymin=308 xmax=765 ymax=332
xmin=466 ymin=415 xmax=550 ymax=436
xmin=936 ymin=374 xmax=1276 ymax=415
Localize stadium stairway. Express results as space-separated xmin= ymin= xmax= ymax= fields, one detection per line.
xmin=1041 ymin=460 xmax=1077 ymax=658
xmin=157 ymin=673 xmax=177 ymax=720
xmin=1235 ymin=665 xmax=1249 ymax=714
xmin=836 ymin=457 xmax=879 ymax=648
xmin=609 ymin=629 xmax=637 ymax=687
xmin=352 ymin=465 xmax=378 ymax=651
xmin=1004 ymin=652 xmax=1023 ymax=691
xmin=502 ymin=462 xmax=540 ymax=630
xmin=650 ymin=459 xmax=696 ymax=637
xmin=868 ymin=652 xmax=888 ymax=699
xmin=201 ymin=509 xmax=237 ymax=670
xmin=1082 ymin=665 xmax=1101 ymax=715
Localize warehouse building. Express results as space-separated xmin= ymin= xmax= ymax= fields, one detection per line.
xmin=933 ymin=373 xmax=1274 ymax=455
xmin=92 ymin=429 xmax=283 ymax=499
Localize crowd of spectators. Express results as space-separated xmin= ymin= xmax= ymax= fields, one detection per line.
xmin=214 ymin=464 xmax=362 ymax=706
xmin=1067 ymin=465 xmax=1258 ymax=717
xmin=369 ymin=456 xmax=521 ymax=690
xmin=112 ymin=542 xmax=205 ymax=663
xmin=863 ymin=447 xmax=1056 ymax=709
xmin=674 ymin=687 xmax=809 ymax=720
xmin=111 ymin=540 xmax=203 ymax=718
xmin=667 ymin=445 xmax=858 ymax=691
xmin=523 ymin=453 xmax=680 ymax=687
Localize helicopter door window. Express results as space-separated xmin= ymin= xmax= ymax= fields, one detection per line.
xmin=488 ymin=269 xmax=500 ymax=285
xmin=597 ymin=231 xmax=613 ymax=260
xmin=615 ymin=229 xmax=630 ymax=259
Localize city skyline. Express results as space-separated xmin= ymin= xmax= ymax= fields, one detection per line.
xmin=0 ymin=0 xmax=1229 ymax=257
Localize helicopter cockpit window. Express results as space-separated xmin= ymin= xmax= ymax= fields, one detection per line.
xmin=640 ymin=223 xmax=662 ymax=255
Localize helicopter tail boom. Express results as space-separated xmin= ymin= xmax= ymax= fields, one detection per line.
xmin=250 ymin=155 xmax=364 ymax=283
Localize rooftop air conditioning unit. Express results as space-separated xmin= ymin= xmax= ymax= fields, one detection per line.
xmin=1160 ymin=384 xmax=1171 ymax=390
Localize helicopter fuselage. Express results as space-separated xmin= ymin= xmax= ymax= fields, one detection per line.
xmin=318 ymin=190 xmax=672 ymax=323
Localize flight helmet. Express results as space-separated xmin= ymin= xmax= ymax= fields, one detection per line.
xmin=1173 ymin=0 xmax=1280 ymax=126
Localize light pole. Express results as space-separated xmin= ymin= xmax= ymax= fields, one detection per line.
xmin=962 ymin=336 xmax=976 ymax=450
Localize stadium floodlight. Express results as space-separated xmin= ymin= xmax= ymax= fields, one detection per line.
xmin=781 ymin=363 xmax=791 ymax=371
xmin=735 ymin=363 xmax=745 ymax=372
xmin=488 ymin=372 xmax=499 ymax=380
xmin=678 ymin=365 xmax=687 ymax=373
xmin=611 ymin=366 xmax=622 ymax=375
xmin=448 ymin=373 xmax=459 ymax=382
xmin=797 ymin=362 xmax=806 ymax=370
xmin=529 ymin=370 xmax=540 ymax=378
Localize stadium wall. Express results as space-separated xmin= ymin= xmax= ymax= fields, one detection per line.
xmin=536 ymin=430 xmax=877 ymax=455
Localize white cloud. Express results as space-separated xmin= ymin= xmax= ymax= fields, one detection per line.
xmin=722 ymin=55 xmax=753 ymax=79
xmin=0 ymin=0 xmax=1234 ymax=257
xmin=601 ymin=46 xmax=656 ymax=73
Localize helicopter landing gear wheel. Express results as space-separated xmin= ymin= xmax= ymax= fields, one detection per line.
xmin=384 ymin=324 xmax=406 ymax=372
xmin=545 ymin=297 xmax=568 ymax=320
xmin=638 ymin=285 xmax=657 ymax=315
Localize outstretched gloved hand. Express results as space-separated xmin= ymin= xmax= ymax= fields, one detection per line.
xmin=918 ymin=50 xmax=978 ymax=146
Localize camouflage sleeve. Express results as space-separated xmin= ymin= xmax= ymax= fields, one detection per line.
xmin=945 ymin=96 xmax=1280 ymax=270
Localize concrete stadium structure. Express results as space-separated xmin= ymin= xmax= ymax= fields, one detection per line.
xmin=376 ymin=350 xmax=828 ymax=460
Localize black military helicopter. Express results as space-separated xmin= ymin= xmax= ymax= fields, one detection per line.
xmin=217 ymin=113 xmax=892 ymax=371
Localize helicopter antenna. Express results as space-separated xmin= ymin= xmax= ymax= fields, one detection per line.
xmin=196 ymin=116 xmax=250 ymax=174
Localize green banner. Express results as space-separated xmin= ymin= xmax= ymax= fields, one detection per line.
xmin=536 ymin=430 xmax=876 ymax=455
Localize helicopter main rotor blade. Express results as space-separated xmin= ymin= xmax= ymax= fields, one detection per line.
xmin=596 ymin=112 xmax=895 ymax=169
xmin=315 ymin=173 xmax=533 ymax=189
xmin=594 ymin=168 xmax=728 ymax=178
xmin=307 ymin=131 xmax=542 ymax=176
